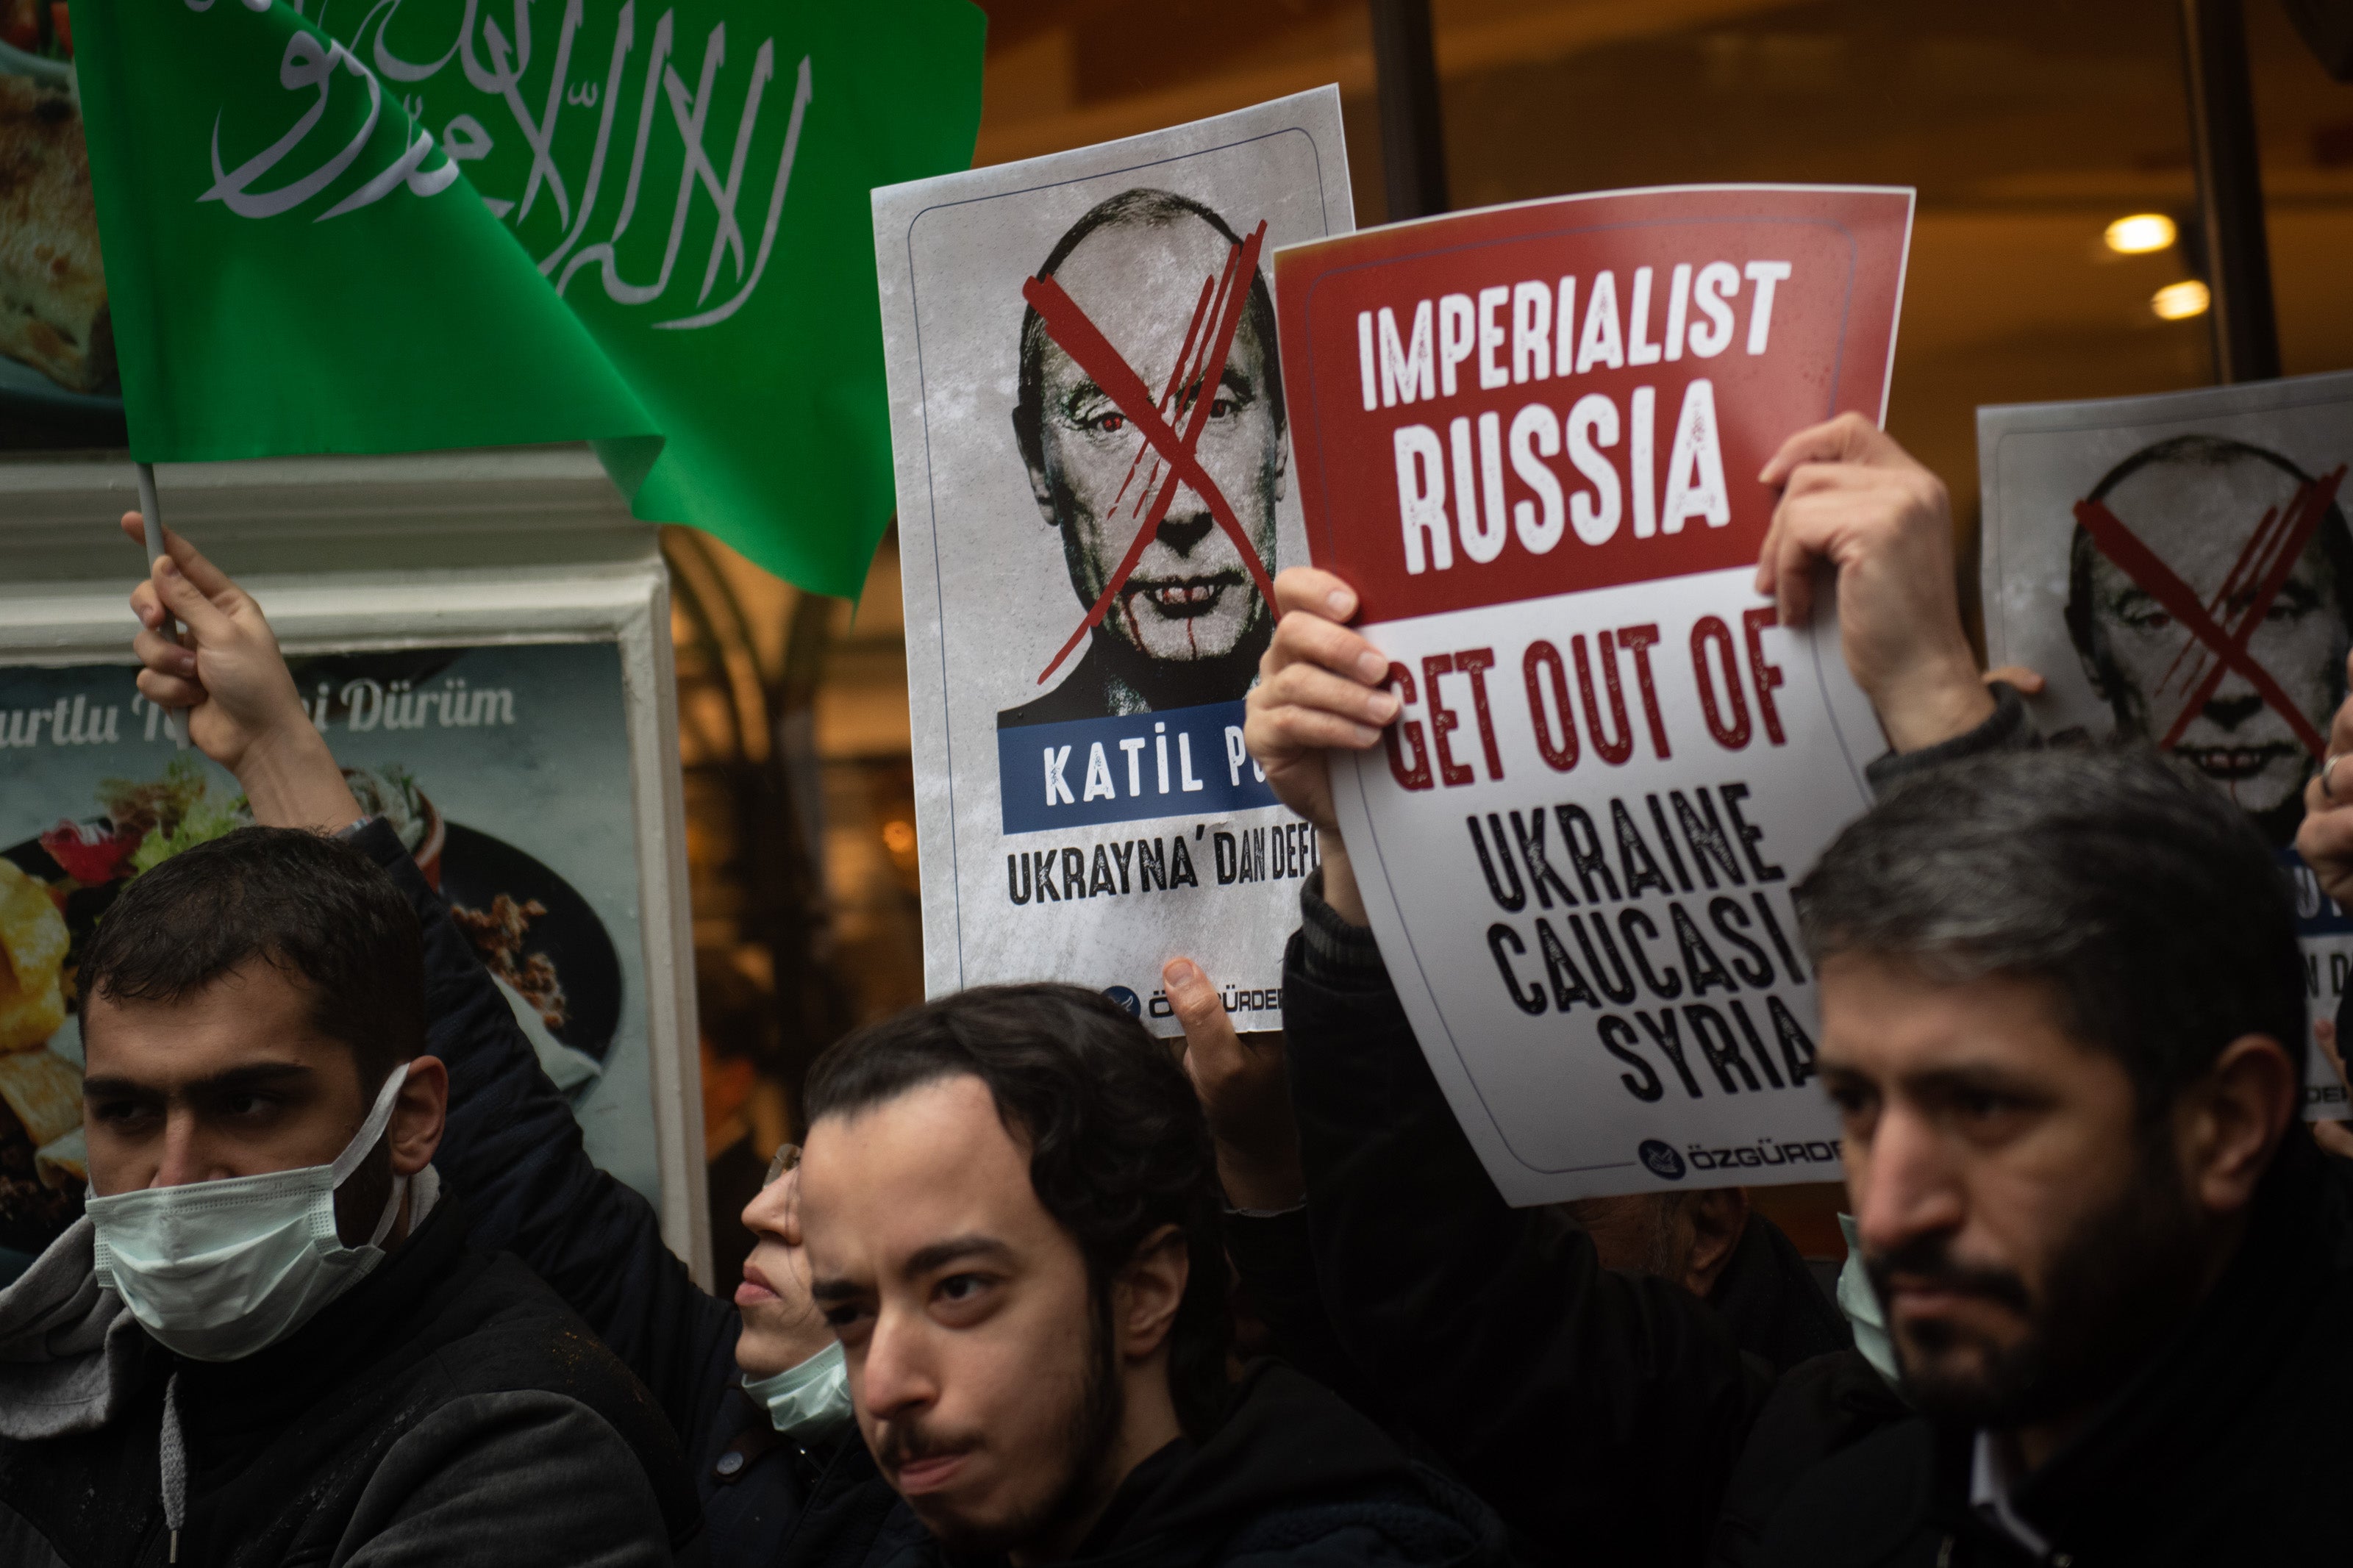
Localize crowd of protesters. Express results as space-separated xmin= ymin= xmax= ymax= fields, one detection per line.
xmin=4 ymin=409 xmax=2351 ymax=1567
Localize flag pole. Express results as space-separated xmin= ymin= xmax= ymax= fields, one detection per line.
xmin=135 ymin=461 xmax=185 ymax=746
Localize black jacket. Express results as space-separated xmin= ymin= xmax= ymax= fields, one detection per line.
xmin=1221 ymin=1195 xmax=1846 ymax=1466
xmin=0 ymin=1194 xmax=699 ymax=1567
xmin=1277 ymin=912 xmax=1768 ymax=1567
xmin=1706 ymin=1209 xmax=1851 ymax=1375
xmin=356 ymin=819 xmax=922 ymax=1568
xmin=885 ymin=1361 xmax=1514 ymax=1568
xmin=1710 ymin=1348 xmax=1907 ymax=1565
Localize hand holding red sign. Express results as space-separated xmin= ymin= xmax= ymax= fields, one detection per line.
xmin=1246 ymin=571 xmax=1397 ymax=821
xmin=1755 ymin=413 xmax=1993 ymax=753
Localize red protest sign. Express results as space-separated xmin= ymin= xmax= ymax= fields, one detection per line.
xmin=1270 ymin=187 xmax=1912 ymax=1206
xmin=1273 ymin=186 xmax=1913 ymax=624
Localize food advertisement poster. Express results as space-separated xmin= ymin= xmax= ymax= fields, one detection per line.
xmin=0 ymin=641 xmax=658 ymax=1262
xmin=1980 ymin=370 xmax=2353 ymax=1118
xmin=1274 ymin=185 xmax=1913 ymax=1204
xmin=0 ymin=32 xmax=126 ymax=449
xmin=873 ymin=90 xmax=1352 ymax=1034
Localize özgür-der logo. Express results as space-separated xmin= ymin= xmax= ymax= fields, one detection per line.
xmin=1638 ymin=1139 xmax=1686 ymax=1180
xmin=1103 ymin=986 xmax=1143 ymax=1017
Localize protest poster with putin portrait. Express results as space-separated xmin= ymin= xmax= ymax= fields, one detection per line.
xmin=1981 ymin=371 xmax=2353 ymax=1119
xmin=1274 ymin=185 xmax=1913 ymax=1205
xmin=873 ymin=90 xmax=1352 ymax=1032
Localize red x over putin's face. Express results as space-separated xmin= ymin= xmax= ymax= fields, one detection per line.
xmin=2083 ymin=455 xmax=2346 ymax=818
xmin=1025 ymin=215 xmax=1287 ymax=670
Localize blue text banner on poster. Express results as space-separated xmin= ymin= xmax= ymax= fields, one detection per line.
xmin=997 ymin=699 xmax=1279 ymax=834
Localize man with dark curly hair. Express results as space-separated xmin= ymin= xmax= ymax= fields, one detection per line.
xmin=796 ymin=984 xmax=1510 ymax=1567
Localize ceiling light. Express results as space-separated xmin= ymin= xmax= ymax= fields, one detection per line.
xmin=2106 ymin=213 xmax=2178 ymax=254
xmin=2152 ymin=279 xmax=2211 ymax=320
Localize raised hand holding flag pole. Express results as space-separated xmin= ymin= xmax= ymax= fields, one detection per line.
xmin=132 ymin=462 xmax=182 ymax=746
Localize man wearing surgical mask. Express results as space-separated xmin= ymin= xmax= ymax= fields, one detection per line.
xmin=109 ymin=518 xmax=920 ymax=1568
xmin=0 ymin=828 xmax=698 ymax=1567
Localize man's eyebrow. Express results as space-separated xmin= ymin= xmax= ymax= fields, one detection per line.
xmin=808 ymin=1236 xmax=1017 ymax=1302
xmin=84 ymin=1062 xmax=317 ymax=1101
xmin=1898 ymin=1062 xmax=2054 ymax=1101
xmin=79 ymin=1075 xmax=159 ymax=1101
xmin=200 ymin=1062 xmax=317 ymax=1092
xmin=2266 ymin=577 xmax=2322 ymax=608
xmin=1171 ymin=367 xmax=1256 ymax=399
xmin=904 ymin=1235 xmax=1014 ymax=1278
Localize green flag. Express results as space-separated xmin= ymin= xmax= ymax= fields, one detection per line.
xmin=68 ymin=0 xmax=983 ymax=597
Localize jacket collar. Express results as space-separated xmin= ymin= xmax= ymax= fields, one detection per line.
xmin=935 ymin=1360 xmax=1481 ymax=1568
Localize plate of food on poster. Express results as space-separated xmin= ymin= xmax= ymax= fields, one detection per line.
xmin=1 ymin=10 xmax=126 ymax=431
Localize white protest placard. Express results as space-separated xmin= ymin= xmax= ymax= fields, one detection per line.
xmin=874 ymin=90 xmax=1353 ymax=1033
xmin=1273 ymin=186 xmax=1913 ymax=1203
xmin=1979 ymin=371 xmax=2353 ymax=1118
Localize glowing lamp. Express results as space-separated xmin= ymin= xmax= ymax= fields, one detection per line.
xmin=2151 ymin=279 xmax=2211 ymax=320
xmin=2105 ymin=213 xmax=2177 ymax=254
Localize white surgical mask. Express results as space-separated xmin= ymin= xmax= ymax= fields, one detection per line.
xmin=1836 ymin=1212 xmax=1902 ymax=1389
xmin=89 ymin=1064 xmax=413 ymax=1362
xmin=741 ymin=1339 xmax=851 ymax=1440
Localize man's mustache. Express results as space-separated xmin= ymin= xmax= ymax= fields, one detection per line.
xmin=874 ymin=1415 xmax=972 ymax=1472
xmin=1864 ymin=1233 xmax=2033 ymax=1315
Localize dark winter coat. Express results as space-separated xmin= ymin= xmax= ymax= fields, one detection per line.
xmin=0 ymin=1192 xmax=699 ymax=1567
xmin=887 ymin=1361 xmax=1515 ymax=1568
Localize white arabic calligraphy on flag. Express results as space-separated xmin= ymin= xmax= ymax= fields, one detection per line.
xmin=189 ymin=0 xmax=809 ymax=330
